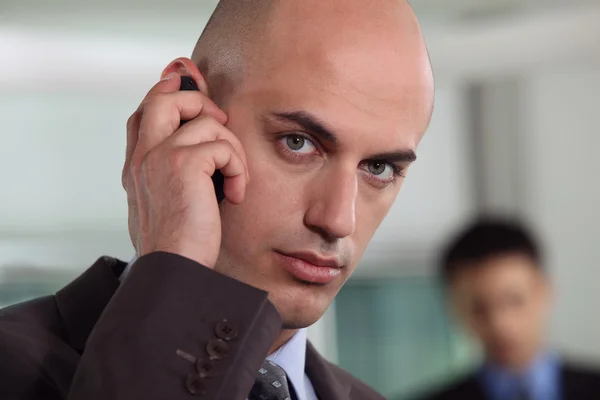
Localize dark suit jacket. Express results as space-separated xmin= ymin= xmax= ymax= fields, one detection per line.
xmin=416 ymin=363 xmax=600 ymax=400
xmin=0 ymin=252 xmax=383 ymax=400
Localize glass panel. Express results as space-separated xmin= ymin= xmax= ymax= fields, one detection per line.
xmin=335 ymin=276 xmax=478 ymax=399
xmin=0 ymin=267 xmax=77 ymax=308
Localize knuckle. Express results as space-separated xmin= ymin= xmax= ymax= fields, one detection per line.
xmin=167 ymin=147 xmax=187 ymax=171
xmin=126 ymin=112 xmax=138 ymax=131
xmin=121 ymin=167 xmax=129 ymax=189
xmin=214 ymin=138 xmax=233 ymax=151
xmin=194 ymin=114 xmax=222 ymax=134
xmin=197 ymin=114 xmax=218 ymax=131
xmin=198 ymin=113 xmax=218 ymax=125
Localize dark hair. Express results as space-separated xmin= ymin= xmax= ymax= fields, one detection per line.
xmin=440 ymin=216 xmax=543 ymax=284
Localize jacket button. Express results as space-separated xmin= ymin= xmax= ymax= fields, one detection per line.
xmin=195 ymin=359 xmax=217 ymax=379
xmin=185 ymin=374 xmax=207 ymax=396
xmin=206 ymin=338 xmax=229 ymax=360
xmin=214 ymin=319 xmax=239 ymax=341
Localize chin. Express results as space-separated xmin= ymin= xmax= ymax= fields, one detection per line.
xmin=215 ymin=250 xmax=343 ymax=328
xmin=490 ymin=347 xmax=529 ymax=370
xmin=268 ymin=286 xmax=334 ymax=330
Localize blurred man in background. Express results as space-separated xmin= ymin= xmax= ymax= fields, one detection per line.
xmin=420 ymin=217 xmax=600 ymax=400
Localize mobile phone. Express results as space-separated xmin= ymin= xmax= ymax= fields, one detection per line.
xmin=179 ymin=76 xmax=226 ymax=204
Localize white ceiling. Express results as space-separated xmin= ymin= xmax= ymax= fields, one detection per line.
xmin=410 ymin=0 xmax=521 ymax=20
xmin=1 ymin=0 xmax=584 ymax=29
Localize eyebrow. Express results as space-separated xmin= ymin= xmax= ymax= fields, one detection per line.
xmin=268 ymin=110 xmax=417 ymax=163
xmin=270 ymin=111 xmax=338 ymax=144
xmin=371 ymin=150 xmax=417 ymax=164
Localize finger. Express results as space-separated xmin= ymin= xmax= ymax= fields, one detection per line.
xmin=160 ymin=57 xmax=209 ymax=96
xmin=136 ymin=91 xmax=227 ymax=156
xmin=141 ymin=71 xmax=184 ymax=105
xmin=143 ymin=90 xmax=226 ymax=125
xmin=167 ymin=115 xmax=249 ymax=177
xmin=136 ymin=57 xmax=213 ymax=115
xmin=136 ymin=63 xmax=224 ymax=122
xmin=123 ymin=110 xmax=141 ymax=189
xmin=155 ymin=58 xmax=225 ymax=123
xmin=126 ymin=69 xmax=184 ymax=173
xmin=127 ymin=74 xmax=183 ymax=168
xmin=185 ymin=140 xmax=248 ymax=204
xmin=143 ymin=58 xmax=199 ymax=101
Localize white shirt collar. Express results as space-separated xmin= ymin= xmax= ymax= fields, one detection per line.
xmin=267 ymin=328 xmax=310 ymax=400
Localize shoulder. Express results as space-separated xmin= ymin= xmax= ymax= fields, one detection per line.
xmin=562 ymin=359 xmax=600 ymax=385
xmin=0 ymin=296 xmax=76 ymax=398
xmin=0 ymin=295 xmax=66 ymax=346
xmin=325 ymin=361 xmax=386 ymax=399
xmin=564 ymin=359 xmax=600 ymax=374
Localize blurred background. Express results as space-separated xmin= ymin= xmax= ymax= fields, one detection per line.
xmin=1 ymin=0 xmax=600 ymax=398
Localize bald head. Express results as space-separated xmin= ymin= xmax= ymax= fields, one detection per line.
xmin=192 ymin=0 xmax=433 ymax=111
xmin=192 ymin=0 xmax=273 ymax=105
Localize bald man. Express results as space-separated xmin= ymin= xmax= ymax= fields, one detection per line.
xmin=0 ymin=1 xmax=434 ymax=399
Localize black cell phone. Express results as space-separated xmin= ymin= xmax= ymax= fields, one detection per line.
xmin=179 ymin=76 xmax=226 ymax=204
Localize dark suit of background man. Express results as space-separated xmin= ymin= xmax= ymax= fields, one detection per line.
xmin=419 ymin=218 xmax=600 ymax=400
xmin=0 ymin=0 xmax=435 ymax=399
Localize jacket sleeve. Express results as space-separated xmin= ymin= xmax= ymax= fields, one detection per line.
xmin=67 ymin=251 xmax=282 ymax=400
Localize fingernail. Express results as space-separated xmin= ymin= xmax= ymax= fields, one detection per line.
xmin=161 ymin=72 xmax=178 ymax=81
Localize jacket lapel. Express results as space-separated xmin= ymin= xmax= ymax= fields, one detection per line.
xmin=54 ymin=256 xmax=125 ymax=352
xmin=305 ymin=341 xmax=352 ymax=399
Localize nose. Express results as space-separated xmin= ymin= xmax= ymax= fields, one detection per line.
xmin=304 ymin=168 xmax=357 ymax=241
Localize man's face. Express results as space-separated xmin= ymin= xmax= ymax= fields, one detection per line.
xmin=450 ymin=254 xmax=551 ymax=370
xmin=212 ymin=1 xmax=433 ymax=328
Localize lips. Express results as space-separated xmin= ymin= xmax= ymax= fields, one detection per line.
xmin=274 ymin=251 xmax=342 ymax=284
xmin=282 ymin=251 xmax=342 ymax=269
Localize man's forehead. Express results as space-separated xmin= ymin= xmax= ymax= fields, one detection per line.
xmin=241 ymin=61 xmax=431 ymax=150
xmin=241 ymin=3 xmax=433 ymax=134
xmin=269 ymin=0 xmax=415 ymax=33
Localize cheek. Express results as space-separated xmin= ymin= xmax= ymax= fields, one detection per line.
xmin=223 ymin=151 xmax=306 ymax=238
xmin=248 ymin=164 xmax=298 ymax=216
xmin=353 ymin=190 xmax=397 ymax=246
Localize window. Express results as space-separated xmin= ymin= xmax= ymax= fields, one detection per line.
xmin=334 ymin=276 xmax=478 ymax=399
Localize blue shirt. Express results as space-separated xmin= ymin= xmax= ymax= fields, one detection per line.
xmin=479 ymin=352 xmax=561 ymax=400
xmin=121 ymin=256 xmax=318 ymax=400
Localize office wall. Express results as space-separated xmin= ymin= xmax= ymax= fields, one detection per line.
xmin=519 ymin=65 xmax=600 ymax=359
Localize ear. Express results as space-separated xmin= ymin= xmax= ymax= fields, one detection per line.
xmin=160 ymin=57 xmax=209 ymax=96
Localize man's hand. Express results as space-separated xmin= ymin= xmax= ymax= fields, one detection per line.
xmin=122 ymin=58 xmax=249 ymax=268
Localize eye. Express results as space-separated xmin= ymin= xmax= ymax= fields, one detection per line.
xmin=281 ymin=134 xmax=317 ymax=154
xmin=364 ymin=160 xmax=396 ymax=180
